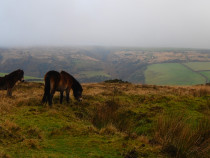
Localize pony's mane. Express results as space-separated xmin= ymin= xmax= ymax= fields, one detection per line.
xmin=5 ymin=69 xmax=23 ymax=78
xmin=60 ymin=71 xmax=83 ymax=93
xmin=71 ymin=76 xmax=83 ymax=93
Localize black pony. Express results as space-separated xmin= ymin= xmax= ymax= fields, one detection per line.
xmin=0 ymin=69 xmax=24 ymax=96
xmin=42 ymin=70 xmax=83 ymax=106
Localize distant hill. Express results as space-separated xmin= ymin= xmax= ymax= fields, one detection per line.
xmin=0 ymin=47 xmax=210 ymax=84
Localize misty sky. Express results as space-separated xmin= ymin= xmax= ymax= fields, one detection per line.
xmin=0 ymin=0 xmax=210 ymax=48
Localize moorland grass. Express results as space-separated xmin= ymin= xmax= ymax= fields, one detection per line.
xmin=0 ymin=82 xmax=209 ymax=157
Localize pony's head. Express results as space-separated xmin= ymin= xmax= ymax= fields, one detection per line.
xmin=72 ymin=78 xmax=83 ymax=102
xmin=74 ymin=89 xmax=83 ymax=101
xmin=17 ymin=69 xmax=24 ymax=82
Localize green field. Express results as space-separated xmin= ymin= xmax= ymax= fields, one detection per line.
xmin=0 ymin=73 xmax=7 ymax=76
xmin=184 ymin=62 xmax=210 ymax=71
xmin=200 ymin=71 xmax=210 ymax=82
xmin=144 ymin=63 xmax=206 ymax=85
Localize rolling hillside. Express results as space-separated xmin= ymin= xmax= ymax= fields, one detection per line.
xmin=0 ymin=82 xmax=209 ymax=157
xmin=0 ymin=47 xmax=210 ymax=84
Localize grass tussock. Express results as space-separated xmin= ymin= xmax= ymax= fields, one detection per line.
xmin=154 ymin=114 xmax=210 ymax=158
xmin=21 ymin=139 xmax=41 ymax=149
xmin=0 ymin=121 xmax=23 ymax=146
xmin=26 ymin=127 xmax=44 ymax=140
xmin=123 ymin=148 xmax=138 ymax=158
xmin=192 ymin=86 xmax=210 ymax=97
xmin=2 ymin=120 xmax=20 ymax=132
xmin=91 ymin=98 xmax=120 ymax=129
xmin=99 ymin=124 xmax=118 ymax=135
xmin=0 ymin=152 xmax=11 ymax=158
xmin=0 ymin=97 xmax=16 ymax=114
xmin=49 ymin=125 xmax=72 ymax=137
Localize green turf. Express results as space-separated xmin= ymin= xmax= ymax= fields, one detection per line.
xmin=144 ymin=63 xmax=206 ymax=85
xmin=0 ymin=105 xmax=118 ymax=157
xmin=184 ymin=62 xmax=210 ymax=71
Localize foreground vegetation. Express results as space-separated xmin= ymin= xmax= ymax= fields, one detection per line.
xmin=0 ymin=82 xmax=209 ymax=157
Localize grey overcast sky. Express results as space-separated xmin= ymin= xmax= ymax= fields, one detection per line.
xmin=0 ymin=0 xmax=210 ymax=48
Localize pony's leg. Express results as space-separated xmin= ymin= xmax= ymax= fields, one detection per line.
xmin=60 ymin=91 xmax=63 ymax=104
xmin=42 ymin=92 xmax=47 ymax=103
xmin=7 ymin=89 xmax=12 ymax=97
xmin=47 ymin=93 xmax=52 ymax=106
xmin=48 ymin=90 xmax=55 ymax=107
xmin=66 ymin=89 xmax=70 ymax=103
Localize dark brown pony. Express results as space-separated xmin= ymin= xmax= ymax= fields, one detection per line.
xmin=42 ymin=70 xmax=83 ymax=106
xmin=0 ymin=69 xmax=24 ymax=96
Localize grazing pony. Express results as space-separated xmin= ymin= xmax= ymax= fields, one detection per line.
xmin=42 ymin=70 xmax=83 ymax=106
xmin=0 ymin=69 xmax=24 ymax=96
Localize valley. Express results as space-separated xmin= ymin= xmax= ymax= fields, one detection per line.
xmin=0 ymin=47 xmax=210 ymax=85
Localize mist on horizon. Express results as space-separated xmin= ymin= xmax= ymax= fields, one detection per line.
xmin=0 ymin=0 xmax=210 ymax=49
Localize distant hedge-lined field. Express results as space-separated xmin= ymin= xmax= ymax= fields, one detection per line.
xmin=144 ymin=63 xmax=207 ymax=85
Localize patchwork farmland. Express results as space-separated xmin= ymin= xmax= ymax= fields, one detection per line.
xmin=144 ymin=62 xmax=210 ymax=85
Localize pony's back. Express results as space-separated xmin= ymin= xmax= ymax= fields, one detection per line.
xmin=44 ymin=71 xmax=60 ymax=83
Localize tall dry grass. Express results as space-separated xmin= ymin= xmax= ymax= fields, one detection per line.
xmin=0 ymin=82 xmax=43 ymax=114
xmin=154 ymin=114 xmax=210 ymax=158
xmin=91 ymin=98 xmax=120 ymax=129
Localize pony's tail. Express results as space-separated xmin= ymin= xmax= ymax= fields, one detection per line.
xmin=42 ymin=74 xmax=51 ymax=105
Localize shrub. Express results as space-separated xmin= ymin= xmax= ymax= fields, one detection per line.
xmin=104 ymin=79 xmax=129 ymax=83
xmin=26 ymin=127 xmax=43 ymax=139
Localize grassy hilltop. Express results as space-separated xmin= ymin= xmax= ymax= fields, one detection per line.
xmin=0 ymin=82 xmax=209 ymax=157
